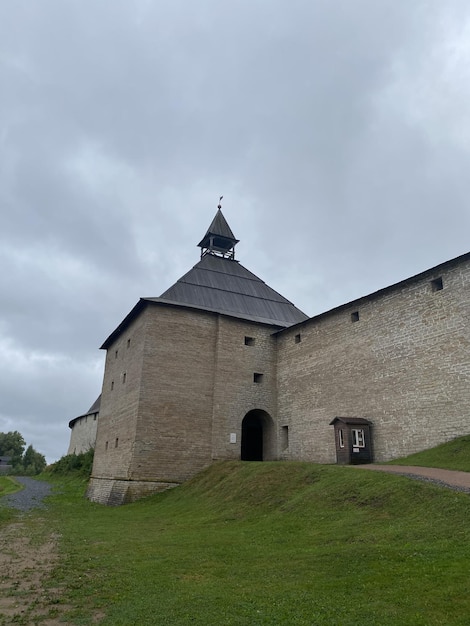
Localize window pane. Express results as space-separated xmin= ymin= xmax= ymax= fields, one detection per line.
xmin=352 ymin=429 xmax=365 ymax=447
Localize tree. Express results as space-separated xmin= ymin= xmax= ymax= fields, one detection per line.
xmin=0 ymin=431 xmax=25 ymax=467
xmin=0 ymin=432 xmax=47 ymax=475
xmin=22 ymin=444 xmax=47 ymax=475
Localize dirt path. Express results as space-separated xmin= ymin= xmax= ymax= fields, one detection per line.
xmin=0 ymin=480 xmax=72 ymax=625
xmin=0 ymin=518 xmax=69 ymax=625
xmin=353 ymin=464 xmax=470 ymax=492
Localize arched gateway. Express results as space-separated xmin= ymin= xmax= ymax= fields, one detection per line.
xmin=241 ymin=410 xmax=275 ymax=461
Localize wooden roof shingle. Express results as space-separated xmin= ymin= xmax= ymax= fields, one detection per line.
xmin=155 ymin=253 xmax=308 ymax=327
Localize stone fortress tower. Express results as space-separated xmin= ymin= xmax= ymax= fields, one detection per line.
xmin=87 ymin=206 xmax=307 ymax=504
xmin=67 ymin=395 xmax=100 ymax=456
xmin=86 ymin=205 xmax=470 ymax=505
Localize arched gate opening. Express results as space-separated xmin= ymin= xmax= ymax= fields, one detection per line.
xmin=241 ymin=410 xmax=275 ymax=461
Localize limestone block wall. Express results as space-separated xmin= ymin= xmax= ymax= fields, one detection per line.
xmin=210 ymin=317 xmax=278 ymax=460
xmin=129 ymin=304 xmax=219 ymax=483
xmin=91 ymin=308 xmax=148 ymax=483
xmin=86 ymin=477 xmax=178 ymax=505
xmin=277 ymin=259 xmax=470 ymax=463
xmin=67 ymin=413 xmax=98 ymax=455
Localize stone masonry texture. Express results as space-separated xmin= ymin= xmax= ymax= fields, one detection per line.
xmin=277 ymin=259 xmax=470 ymax=464
xmin=67 ymin=414 xmax=98 ymax=455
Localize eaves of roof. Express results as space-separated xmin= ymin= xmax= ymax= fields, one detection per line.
xmin=68 ymin=395 xmax=102 ymax=429
xmin=145 ymin=297 xmax=294 ymax=328
xmin=329 ymin=417 xmax=372 ymax=426
xmin=100 ymin=297 xmax=290 ymax=352
xmin=100 ymin=299 xmax=148 ymax=350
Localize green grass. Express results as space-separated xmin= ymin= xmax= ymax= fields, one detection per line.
xmin=387 ymin=434 xmax=470 ymax=471
xmin=0 ymin=476 xmax=21 ymax=526
xmin=20 ymin=461 xmax=470 ymax=625
xmin=0 ymin=475 xmax=22 ymax=496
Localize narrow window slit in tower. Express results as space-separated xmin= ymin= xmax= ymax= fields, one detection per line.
xmin=253 ymin=373 xmax=263 ymax=383
xmin=295 ymin=333 xmax=301 ymax=343
xmin=431 ymin=277 xmax=443 ymax=292
xmin=245 ymin=336 xmax=255 ymax=346
xmin=281 ymin=425 xmax=289 ymax=450
xmin=351 ymin=311 xmax=360 ymax=323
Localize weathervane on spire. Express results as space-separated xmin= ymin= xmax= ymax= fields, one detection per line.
xmin=218 ymin=196 xmax=223 ymax=209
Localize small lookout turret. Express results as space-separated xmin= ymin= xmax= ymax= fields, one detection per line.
xmin=198 ymin=199 xmax=239 ymax=259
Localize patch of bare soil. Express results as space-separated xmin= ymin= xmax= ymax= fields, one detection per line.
xmin=0 ymin=519 xmax=70 ymax=625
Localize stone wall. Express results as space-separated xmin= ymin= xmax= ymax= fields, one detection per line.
xmin=129 ymin=304 xmax=219 ymax=484
xmin=86 ymin=477 xmax=178 ymax=505
xmin=277 ymin=259 xmax=470 ymax=463
xmin=210 ymin=316 xmax=278 ymax=460
xmin=67 ymin=413 xmax=98 ymax=455
xmin=87 ymin=307 xmax=148 ymax=503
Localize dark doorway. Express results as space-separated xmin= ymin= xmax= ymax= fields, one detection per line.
xmin=241 ymin=412 xmax=264 ymax=461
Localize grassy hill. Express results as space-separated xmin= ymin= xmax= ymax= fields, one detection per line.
xmin=31 ymin=459 xmax=470 ymax=625
xmin=387 ymin=433 xmax=470 ymax=471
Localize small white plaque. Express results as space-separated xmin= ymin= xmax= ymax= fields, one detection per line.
xmin=353 ymin=447 xmax=359 ymax=453
xmin=230 ymin=433 xmax=237 ymax=444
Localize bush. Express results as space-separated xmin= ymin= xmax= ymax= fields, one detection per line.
xmin=48 ymin=448 xmax=94 ymax=478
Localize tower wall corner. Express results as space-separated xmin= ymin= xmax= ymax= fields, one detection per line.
xmin=87 ymin=476 xmax=179 ymax=506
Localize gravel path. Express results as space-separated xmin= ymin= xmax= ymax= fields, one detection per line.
xmin=0 ymin=476 xmax=53 ymax=511
xmin=353 ymin=464 xmax=470 ymax=494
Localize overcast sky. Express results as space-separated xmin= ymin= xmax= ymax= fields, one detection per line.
xmin=1 ymin=1 xmax=470 ymax=463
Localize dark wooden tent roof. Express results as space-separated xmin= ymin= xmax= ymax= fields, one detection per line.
xmin=154 ymin=252 xmax=308 ymax=327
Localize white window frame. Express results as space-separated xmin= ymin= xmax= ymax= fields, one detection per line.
xmin=338 ymin=429 xmax=344 ymax=448
xmin=352 ymin=428 xmax=365 ymax=448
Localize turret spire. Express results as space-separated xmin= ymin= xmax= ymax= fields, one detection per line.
xmin=197 ymin=198 xmax=239 ymax=259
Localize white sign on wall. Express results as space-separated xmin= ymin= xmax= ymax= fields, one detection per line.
xmin=230 ymin=433 xmax=237 ymax=444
